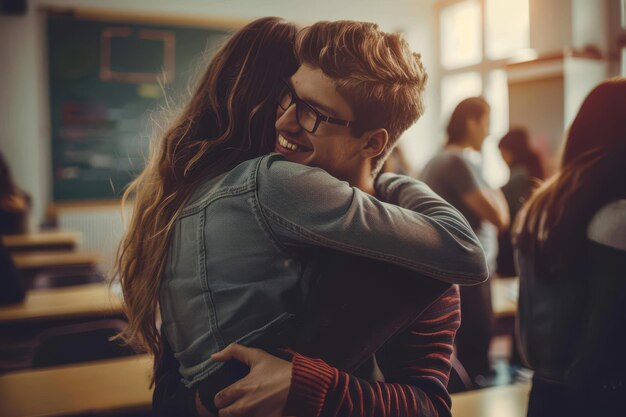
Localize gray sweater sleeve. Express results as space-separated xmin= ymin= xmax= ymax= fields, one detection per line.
xmin=255 ymin=155 xmax=488 ymax=285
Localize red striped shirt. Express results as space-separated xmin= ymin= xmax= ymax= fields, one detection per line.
xmin=285 ymin=285 xmax=460 ymax=417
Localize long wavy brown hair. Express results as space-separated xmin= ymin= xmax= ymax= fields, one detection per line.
xmin=514 ymin=77 xmax=626 ymax=278
xmin=115 ymin=17 xmax=298 ymax=380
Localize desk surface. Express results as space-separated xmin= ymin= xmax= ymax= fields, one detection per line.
xmin=451 ymin=383 xmax=530 ymax=417
xmin=2 ymin=231 xmax=79 ymax=251
xmin=0 ymin=354 xmax=152 ymax=417
xmin=492 ymin=276 xmax=519 ymax=318
xmin=0 ymin=284 xmax=123 ymax=324
xmin=11 ymin=250 xmax=102 ymax=270
xmin=0 ymin=353 xmax=529 ymax=417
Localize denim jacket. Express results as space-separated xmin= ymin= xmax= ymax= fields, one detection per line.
xmin=160 ymin=153 xmax=487 ymax=386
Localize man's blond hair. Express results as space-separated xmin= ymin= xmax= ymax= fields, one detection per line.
xmin=295 ymin=20 xmax=428 ymax=175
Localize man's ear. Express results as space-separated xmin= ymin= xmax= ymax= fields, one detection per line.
xmin=360 ymin=128 xmax=389 ymax=159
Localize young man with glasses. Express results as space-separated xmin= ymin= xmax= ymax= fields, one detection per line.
xmin=155 ymin=20 xmax=484 ymax=417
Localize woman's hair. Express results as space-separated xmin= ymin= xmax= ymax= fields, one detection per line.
xmin=446 ymin=97 xmax=489 ymax=145
xmin=498 ymin=127 xmax=545 ymax=180
xmin=115 ymin=17 xmax=298 ymax=380
xmin=515 ymin=77 xmax=626 ymax=278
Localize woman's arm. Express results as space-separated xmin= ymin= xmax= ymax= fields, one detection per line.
xmin=462 ymin=187 xmax=510 ymax=231
xmin=257 ymin=155 xmax=487 ymax=285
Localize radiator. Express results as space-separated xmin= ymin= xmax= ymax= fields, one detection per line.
xmin=55 ymin=205 xmax=131 ymax=277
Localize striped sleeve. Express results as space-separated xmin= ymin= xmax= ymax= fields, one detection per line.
xmin=284 ymin=285 xmax=461 ymax=417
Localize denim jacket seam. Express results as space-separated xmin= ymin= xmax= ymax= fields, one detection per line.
xmin=261 ymin=205 xmax=481 ymax=282
xmin=198 ymin=208 xmax=226 ymax=350
xmin=251 ymin=157 xmax=294 ymax=255
xmin=180 ymin=183 xmax=256 ymax=218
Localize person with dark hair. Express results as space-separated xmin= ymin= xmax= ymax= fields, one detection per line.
xmin=514 ymin=77 xmax=626 ymax=417
xmin=497 ymin=127 xmax=545 ymax=276
xmin=0 ymin=151 xmax=31 ymax=236
xmin=499 ymin=128 xmax=544 ymax=181
xmin=0 ymin=152 xmax=27 ymax=304
xmin=118 ymin=18 xmax=488 ymax=417
xmin=421 ymin=97 xmax=510 ymax=386
xmin=0 ymin=240 xmax=25 ymax=305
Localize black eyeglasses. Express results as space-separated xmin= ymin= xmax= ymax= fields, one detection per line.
xmin=278 ymin=82 xmax=360 ymax=134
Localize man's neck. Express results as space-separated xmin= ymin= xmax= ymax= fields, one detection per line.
xmin=348 ymin=168 xmax=376 ymax=197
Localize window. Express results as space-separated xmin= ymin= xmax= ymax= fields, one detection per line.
xmin=440 ymin=0 xmax=482 ymax=69
xmin=436 ymin=0 xmax=530 ymax=187
xmin=485 ymin=0 xmax=530 ymax=59
xmin=440 ymin=72 xmax=482 ymax=122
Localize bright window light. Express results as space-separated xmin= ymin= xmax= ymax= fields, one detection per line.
xmin=484 ymin=69 xmax=509 ymax=139
xmin=441 ymin=71 xmax=482 ymax=123
xmin=440 ymin=0 xmax=482 ymax=69
xmin=482 ymin=70 xmax=510 ymax=188
xmin=485 ymin=0 xmax=530 ymax=59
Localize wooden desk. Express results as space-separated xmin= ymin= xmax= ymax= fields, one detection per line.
xmin=2 ymin=231 xmax=79 ymax=253
xmin=492 ymin=277 xmax=519 ymax=318
xmin=0 ymin=354 xmax=152 ymax=417
xmin=452 ymin=383 xmax=530 ymax=417
xmin=11 ymin=250 xmax=101 ymax=270
xmin=0 ymin=284 xmax=123 ymax=324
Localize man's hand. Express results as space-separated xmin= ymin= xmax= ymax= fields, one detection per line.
xmin=211 ymin=344 xmax=293 ymax=417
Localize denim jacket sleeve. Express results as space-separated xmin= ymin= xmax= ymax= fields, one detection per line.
xmin=255 ymin=155 xmax=488 ymax=285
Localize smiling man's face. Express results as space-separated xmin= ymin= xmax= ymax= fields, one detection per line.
xmin=274 ymin=64 xmax=364 ymax=182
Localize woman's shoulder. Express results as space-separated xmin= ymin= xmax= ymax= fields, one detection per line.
xmin=422 ymin=149 xmax=468 ymax=178
xmin=587 ymin=199 xmax=626 ymax=252
xmin=257 ymin=153 xmax=340 ymax=187
xmin=182 ymin=157 xmax=269 ymax=211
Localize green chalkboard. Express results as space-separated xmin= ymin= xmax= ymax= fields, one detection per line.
xmin=47 ymin=12 xmax=230 ymax=201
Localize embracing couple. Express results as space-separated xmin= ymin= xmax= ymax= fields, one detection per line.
xmin=116 ymin=17 xmax=488 ymax=417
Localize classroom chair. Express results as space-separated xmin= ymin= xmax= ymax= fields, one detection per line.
xmin=31 ymin=319 xmax=136 ymax=368
xmin=29 ymin=265 xmax=104 ymax=290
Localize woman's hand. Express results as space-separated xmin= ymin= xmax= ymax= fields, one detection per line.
xmin=211 ymin=344 xmax=293 ymax=417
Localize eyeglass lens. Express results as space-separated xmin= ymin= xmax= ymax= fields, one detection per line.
xmin=279 ymin=87 xmax=318 ymax=133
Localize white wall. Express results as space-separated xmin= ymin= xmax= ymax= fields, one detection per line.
xmin=0 ymin=0 xmax=436 ymax=226
xmin=530 ymin=0 xmax=612 ymax=55
xmin=0 ymin=10 xmax=49 ymax=230
xmin=572 ymin=0 xmax=609 ymax=54
xmin=529 ymin=0 xmax=573 ymax=54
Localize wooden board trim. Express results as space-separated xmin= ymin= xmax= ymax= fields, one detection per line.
xmin=0 ymin=283 xmax=122 ymax=324
xmin=40 ymin=5 xmax=246 ymax=30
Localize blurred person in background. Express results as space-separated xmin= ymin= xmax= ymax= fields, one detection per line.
xmin=497 ymin=127 xmax=545 ymax=276
xmin=421 ymin=97 xmax=510 ymax=386
xmin=0 ymin=151 xmax=31 ymax=235
xmin=514 ymin=77 xmax=626 ymax=417
xmin=0 ymin=240 xmax=25 ymax=305
xmin=0 ymin=152 xmax=27 ymax=304
xmin=380 ymin=145 xmax=414 ymax=176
